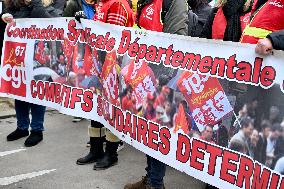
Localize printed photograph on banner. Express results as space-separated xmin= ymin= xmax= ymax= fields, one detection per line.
xmin=32 ymin=39 xmax=103 ymax=91
xmin=119 ymin=50 xmax=284 ymax=171
xmin=31 ymin=35 xmax=284 ymax=171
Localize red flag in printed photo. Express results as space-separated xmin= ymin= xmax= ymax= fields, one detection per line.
xmin=101 ymin=51 xmax=119 ymax=105
xmin=173 ymin=104 xmax=189 ymax=134
xmin=62 ymin=38 xmax=75 ymax=66
xmin=34 ymin=41 xmax=45 ymax=65
xmin=123 ymin=59 xmax=156 ymax=109
xmin=177 ymin=71 xmax=233 ymax=131
xmin=83 ymin=45 xmax=100 ymax=77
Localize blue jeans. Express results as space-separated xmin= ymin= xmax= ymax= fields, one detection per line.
xmin=15 ymin=100 xmax=46 ymax=132
xmin=146 ymin=155 xmax=166 ymax=188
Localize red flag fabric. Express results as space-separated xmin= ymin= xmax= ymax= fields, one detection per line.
xmin=72 ymin=44 xmax=79 ymax=73
xmin=83 ymin=45 xmax=100 ymax=77
xmin=123 ymin=60 xmax=156 ymax=109
xmin=62 ymin=38 xmax=75 ymax=66
xmin=101 ymin=51 xmax=119 ymax=105
xmin=177 ymin=71 xmax=233 ymax=132
xmin=174 ymin=104 xmax=189 ymax=134
xmin=34 ymin=41 xmax=45 ymax=65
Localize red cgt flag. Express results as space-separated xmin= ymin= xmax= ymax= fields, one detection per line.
xmin=174 ymin=104 xmax=189 ymax=134
xmin=177 ymin=71 xmax=233 ymax=132
xmin=101 ymin=51 xmax=119 ymax=105
xmin=123 ymin=59 xmax=156 ymax=109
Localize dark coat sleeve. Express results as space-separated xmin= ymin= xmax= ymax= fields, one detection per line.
xmin=200 ymin=8 xmax=217 ymax=39
xmin=30 ymin=0 xmax=54 ymax=18
xmin=163 ymin=0 xmax=188 ymax=36
xmin=267 ymin=30 xmax=284 ymax=51
xmin=53 ymin=0 xmax=67 ymax=11
xmin=63 ymin=0 xmax=80 ymax=17
xmin=0 ymin=3 xmax=6 ymax=62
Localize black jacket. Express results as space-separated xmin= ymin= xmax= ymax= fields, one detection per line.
xmin=267 ymin=30 xmax=284 ymax=51
xmin=191 ymin=4 xmax=212 ymax=37
xmin=254 ymin=135 xmax=267 ymax=164
xmin=63 ymin=0 xmax=83 ymax=17
xmin=0 ymin=1 xmax=6 ymax=62
xmin=3 ymin=0 xmax=60 ymax=19
xmin=271 ymin=136 xmax=284 ymax=168
xmin=53 ymin=0 xmax=67 ymax=11
xmin=200 ymin=7 xmax=217 ymax=39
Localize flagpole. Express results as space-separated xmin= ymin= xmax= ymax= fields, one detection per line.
xmin=233 ymin=111 xmax=242 ymax=128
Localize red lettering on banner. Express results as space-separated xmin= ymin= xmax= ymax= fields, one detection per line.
xmin=252 ymin=57 xmax=262 ymax=83
xmin=44 ymin=82 xmax=55 ymax=102
xmin=137 ymin=117 xmax=148 ymax=146
xmin=199 ymin=56 xmax=213 ymax=73
xmin=118 ymin=30 xmax=131 ymax=54
xmin=62 ymin=85 xmax=71 ymax=108
xmin=261 ymin=66 xmax=276 ymax=87
xmin=148 ymin=122 xmax=159 ymax=151
xmin=226 ymin=55 xmax=237 ymax=79
xmin=280 ymin=177 xmax=284 ymax=189
xmin=206 ymin=144 xmax=222 ymax=176
xmin=164 ymin=45 xmax=174 ymax=65
xmin=69 ymin=88 xmax=83 ymax=109
xmin=235 ymin=62 xmax=252 ymax=82
xmin=269 ymin=173 xmax=280 ymax=189
xmin=171 ymin=51 xmax=184 ymax=68
xmin=123 ymin=112 xmax=132 ymax=137
xmin=159 ymin=127 xmax=171 ymax=155
xmin=236 ymin=156 xmax=254 ymax=189
xmin=81 ymin=90 xmax=93 ymax=112
xmin=176 ymin=134 xmax=191 ymax=163
xmin=55 ymin=83 xmax=61 ymax=104
xmin=97 ymin=95 xmax=103 ymax=116
xmin=115 ymin=107 xmax=124 ymax=132
xmin=190 ymin=139 xmax=206 ymax=171
xmin=31 ymin=80 xmax=37 ymax=98
xmin=251 ymin=162 xmax=271 ymax=189
xmin=220 ymin=150 xmax=239 ymax=185
xmin=37 ymin=81 xmax=45 ymax=100
xmin=132 ymin=115 xmax=138 ymax=140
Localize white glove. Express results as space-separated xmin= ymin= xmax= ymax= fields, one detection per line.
xmin=1 ymin=13 xmax=14 ymax=24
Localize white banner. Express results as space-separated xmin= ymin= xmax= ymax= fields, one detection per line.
xmin=1 ymin=18 xmax=284 ymax=189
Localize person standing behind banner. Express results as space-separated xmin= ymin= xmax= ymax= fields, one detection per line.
xmin=64 ymin=0 xmax=95 ymax=124
xmin=240 ymin=0 xmax=284 ymax=131
xmin=187 ymin=0 xmax=212 ymax=37
xmin=201 ymin=0 xmax=259 ymax=127
xmin=74 ymin=0 xmax=134 ymax=170
xmin=0 ymin=0 xmax=5 ymax=62
xmin=1 ymin=0 xmax=60 ymax=147
xmin=229 ymin=117 xmax=254 ymax=156
xmin=254 ymin=120 xmax=271 ymax=164
xmin=63 ymin=0 xmax=95 ymax=18
xmin=52 ymin=0 xmax=67 ymax=13
xmin=124 ymin=0 xmax=188 ymax=189
xmin=255 ymin=30 xmax=284 ymax=53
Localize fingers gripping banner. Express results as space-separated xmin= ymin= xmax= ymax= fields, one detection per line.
xmin=1 ymin=18 xmax=284 ymax=189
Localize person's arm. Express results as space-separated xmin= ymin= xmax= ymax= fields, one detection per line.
xmin=106 ymin=2 xmax=128 ymax=26
xmin=200 ymin=8 xmax=216 ymax=39
xmin=255 ymin=30 xmax=284 ymax=55
xmin=267 ymin=30 xmax=284 ymax=51
xmin=30 ymin=0 xmax=53 ymax=18
xmin=53 ymin=0 xmax=67 ymax=11
xmin=162 ymin=0 xmax=188 ymax=35
xmin=63 ymin=0 xmax=78 ymax=17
